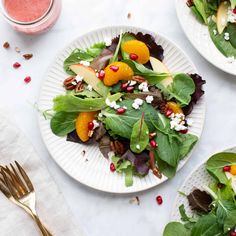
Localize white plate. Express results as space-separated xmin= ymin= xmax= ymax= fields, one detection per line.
xmin=38 ymin=26 xmax=205 ymax=193
xmin=175 ymin=0 xmax=236 ymax=76
xmin=171 ymin=146 xmax=236 ymax=220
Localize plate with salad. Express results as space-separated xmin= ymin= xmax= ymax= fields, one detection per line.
xmin=38 ymin=26 xmax=205 ymax=193
xmin=175 ymin=0 xmax=236 ymax=75
xmin=164 ymin=148 xmax=236 ymax=236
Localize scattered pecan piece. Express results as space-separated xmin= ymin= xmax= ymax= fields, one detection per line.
xmin=132 ymin=75 xmax=146 ymax=83
xmin=110 ymin=140 xmax=125 ymax=155
xmin=127 ymin=12 xmax=132 ymax=19
xmin=129 ymin=196 xmax=140 ymax=205
xmin=75 ymin=81 xmax=84 ymax=93
xmin=149 ymin=150 xmax=162 ymax=178
xmin=3 ymin=42 xmax=10 ymax=49
xmin=23 ymin=53 xmax=33 ymax=60
xmin=159 ymin=101 xmax=167 ymax=114
xmin=15 ymin=47 xmax=21 ymax=53
xmin=63 ymin=76 xmax=77 ymax=90
xmin=186 ymin=0 xmax=193 ymax=7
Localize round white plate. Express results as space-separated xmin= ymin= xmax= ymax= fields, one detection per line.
xmin=38 ymin=26 xmax=205 ymax=193
xmin=175 ymin=0 xmax=236 ymax=76
xmin=171 ymin=146 xmax=236 ymax=220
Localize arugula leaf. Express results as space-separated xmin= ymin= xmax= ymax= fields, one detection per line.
xmin=123 ymin=59 xmax=169 ymax=85
xmin=130 ymin=114 xmax=149 ymax=153
xmin=50 ymin=112 xmax=77 ymax=136
xmin=110 ymin=33 xmax=123 ymax=63
xmin=163 ymin=222 xmax=190 ymax=236
xmin=64 ymin=42 xmax=106 ymax=75
xmin=228 ymin=23 xmax=236 ymax=49
xmin=206 ymin=152 xmax=236 ymax=184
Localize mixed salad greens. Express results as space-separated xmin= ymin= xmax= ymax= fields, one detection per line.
xmin=164 ymin=152 xmax=236 ymax=236
xmin=49 ymin=31 xmax=205 ymax=187
xmin=187 ymin=0 xmax=236 ymax=60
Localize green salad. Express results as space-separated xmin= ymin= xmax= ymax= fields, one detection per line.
xmin=49 ymin=31 xmax=205 ymax=187
xmin=164 ymin=152 xmax=236 ymax=236
xmin=187 ymin=0 xmax=236 ymax=60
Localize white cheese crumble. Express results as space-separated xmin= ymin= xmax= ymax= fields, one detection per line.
xmin=98 ymin=112 xmax=103 ymax=118
xmin=186 ymin=118 xmax=194 ymax=127
xmin=132 ymin=102 xmax=140 ymax=110
xmin=80 ymin=60 xmax=90 ymax=66
xmin=75 ymin=75 xmax=83 ymax=83
xmin=138 ymin=82 xmax=149 ymax=92
xmin=129 ymin=80 xmax=137 ymax=86
xmin=213 ymin=29 xmax=217 ymax=35
xmin=224 ymin=32 xmax=230 ymax=41
xmin=71 ymin=81 xmax=77 ymax=86
xmin=134 ymin=98 xmax=143 ymax=106
xmin=136 ymin=144 xmax=141 ymax=150
xmin=104 ymin=37 xmax=112 ymax=46
xmin=123 ymin=106 xmax=127 ymax=109
xmin=105 ymin=98 xmax=120 ymax=110
xmin=170 ymin=113 xmax=187 ymax=132
xmin=146 ymin=95 xmax=154 ymax=104
xmin=119 ymin=98 xmax=123 ymax=102
xmin=87 ymin=84 xmax=93 ymax=91
xmin=114 ymin=104 xmax=120 ymax=109
xmin=227 ymin=7 xmax=236 ymax=23
xmin=92 ymin=120 xmax=100 ymax=129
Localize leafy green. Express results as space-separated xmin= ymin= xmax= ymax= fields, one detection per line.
xmin=163 ymin=222 xmax=190 ymax=236
xmin=130 ymin=114 xmax=149 ymax=153
xmin=228 ymin=23 xmax=236 ymax=49
xmin=206 ymin=152 xmax=236 ymax=184
xmin=121 ymin=33 xmax=136 ymax=59
xmin=124 ymin=166 xmax=133 ymax=187
xmin=50 ymin=112 xmax=77 ymax=136
xmin=179 ymin=204 xmax=197 ymax=223
xmin=64 ymin=42 xmax=106 ymax=75
xmin=67 ymin=90 xmax=101 ymax=98
xmin=53 ymin=93 xmax=122 ymax=112
xmin=179 ymin=134 xmax=198 ymax=159
xmin=123 ymin=59 xmax=169 ymax=85
xmin=110 ymin=33 xmax=123 ymax=63
xmin=191 ymin=6 xmax=205 ymax=24
xmin=230 ymin=0 xmax=236 ymax=8
xmin=193 ymin=0 xmax=208 ymax=24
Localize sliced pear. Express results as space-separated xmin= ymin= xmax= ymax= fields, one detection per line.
xmin=216 ymin=1 xmax=229 ymax=34
xmin=150 ymin=56 xmax=173 ymax=87
xmin=70 ymin=64 xmax=109 ymax=97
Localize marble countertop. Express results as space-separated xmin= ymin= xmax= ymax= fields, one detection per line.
xmin=1 ymin=0 xmax=236 ymax=235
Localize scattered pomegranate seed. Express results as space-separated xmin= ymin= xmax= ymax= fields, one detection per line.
xmin=230 ymin=231 xmax=236 ymax=236
xmin=233 ymin=8 xmax=236 ymax=14
xmin=223 ymin=166 xmax=231 ymax=172
xmin=3 ymin=42 xmax=10 ymax=49
xmin=110 ymin=65 xmax=119 ymax=72
xmin=121 ymin=82 xmax=129 ymax=90
xmin=129 ymin=53 xmax=139 ymax=61
xmin=165 ymin=109 xmax=173 ymax=117
xmin=110 ymin=163 xmax=116 ymax=172
xmin=88 ymin=122 xmax=94 ymax=130
xmin=156 ymin=195 xmax=163 ymax=205
xmin=126 ymin=86 xmax=134 ymax=93
xmin=98 ymin=70 xmax=105 ymax=80
xmin=150 ymin=140 xmax=158 ymax=149
xmin=116 ymin=107 xmax=126 ymax=114
xmin=13 ymin=62 xmax=21 ymax=69
xmin=24 ymin=76 xmax=31 ymax=83
xmin=180 ymin=129 xmax=188 ymax=134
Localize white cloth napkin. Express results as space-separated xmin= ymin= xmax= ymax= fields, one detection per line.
xmin=0 ymin=113 xmax=84 ymax=236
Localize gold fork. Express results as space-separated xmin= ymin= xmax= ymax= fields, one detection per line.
xmin=0 ymin=161 xmax=52 ymax=236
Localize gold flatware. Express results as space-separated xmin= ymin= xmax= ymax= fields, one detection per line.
xmin=0 ymin=161 xmax=52 ymax=236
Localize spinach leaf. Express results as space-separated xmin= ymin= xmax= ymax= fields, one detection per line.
xmin=64 ymin=42 xmax=106 ymax=75
xmin=193 ymin=0 xmax=208 ymax=24
xmin=191 ymin=6 xmax=205 ymax=24
xmin=155 ymin=156 xmax=177 ymax=178
xmin=230 ymin=0 xmax=236 ymax=8
xmin=208 ymin=20 xmax=236 ymax=57
xmin=50 ymin=112 xmax=77 ymax=136
xmin=202 ymin=0 xmax=219 ymax=18
xmin=123 ymin=59 xmax=169 ymax=85
xmin=67 ymin=90 xmax=101 ymax=98
xmin=158 ymin=73 xmax=195 ymax=107
xmin=206 ymin=152 xmax=236 ymax=184
xmin=224 ymin=209 xmax=236 ymax=233
xmin=110 ymin=33 xmax=123 ymax=63
xmin=228 ymin=23 xmax=236 ymax=49
xmin=179 ymin=134 xmax=198 ymax=159
xmin=163 ymin=222 xmax=190 ymax=236
xmin=53 ymin=93 xmax=122 ymax=112
xmin=130 ymin=114 xmax=149 ymax=153
xmin=179 ymin=204 xmax=197 ymax=223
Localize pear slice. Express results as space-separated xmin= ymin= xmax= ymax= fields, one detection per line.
xmin=70 ymin=64 xmax=109 ymax=97
xmin=216 ymin=1 xmax=229 ymax=34
xmin=150 ymin=56 xmax=173 ymax=87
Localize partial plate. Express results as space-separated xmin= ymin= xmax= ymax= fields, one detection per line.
xmin=175 ymin=0 xmax=236 ymax=76
xmin=38 ymin=26 xmax=205 ymax=194
xmin=171 ymin=146 xmax=236 ymax=220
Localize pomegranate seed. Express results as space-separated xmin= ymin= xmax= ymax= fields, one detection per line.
xmin=121 ymin=82 xmax=129 ymax=90
xmin=88 ymin=122 xmax=94 ymax=130
xmin=24 ymin=76 xmax=31 ymax=83
xmin=13 ymin=62 xmax=21 ymax=69
xmin=126 ymin=86 xmax=134 ymax=93
xmin=165 ymin=109 xmax=173 ymax=117
xmin=98 ymin=70 xmax=105 ymax=80
xmin=150 ymin=140 xmax=158 ymax=149
xmin=230 ymin=231 xmax=236 ymax=236
xmin=156 ymin=195 xmax=163 ymax=205
xmin=110 ymin=65 xmax=119 ymax=72
xmin=233 ymin=8 xmax=236 ymax=14
xmin=223 ymin=166 xmax=231 ymax=172
xmin=180 ymin=129 xmax=188 ymax=134
xmin=129 ymin=53 xmax=139 ymax=61
xmin=110 ymin=163 xmax=116 ymax=172
xmin=116 ymin=107 xmax=126 ymax=114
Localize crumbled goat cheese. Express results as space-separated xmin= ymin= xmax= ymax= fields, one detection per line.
xmin=98 ymin=112 xmax=103 ymax=118
xmin=80 ymin=60 xmax=90 ymax=66
xmin=138 ymin=82 xmax=149 ymax=92
xmin=129 ymin=80 xmax=137 ymax=86
xmin=186 ymin=118 xmax=194 ymax=126
xmin=227 ymin=7 xmax=236 ymax=23
xmin=75 ymin=75 xmax=83 ymax=82
xmin=71 ymin=81 xmax=77 ymax=86
xmin=87 ymin=84 xmax=93 ymax=91
xmin=146 ymin=95 xmax=154 ymax=104
xmin=132 ymin=102 xmax=140 ymax=110
xmin=136 ymin=144 xmax=141 ymax=150
xmin=170 ymin=113 xmax=187 ymax=132
xmin=92 ymin=120 xmax=100 ymax=129
xmin=109 ymin=101 xmax=116 ymax=108
xmin=114 ymin=104 xmax=120 ymax=109
xmin=119 ymin=98 xmax=123 ymax=102
xmin=134 ymin=98 xmax=143 ymax=106
xmin=224 ymin=32 xmax=230 ymax=41
xmin=105 ymin=98 xmax=119 ymax=109
xmin=104 ymin=37 xmax=112 ymax=46
xmin=213 ymin=29 xmax=217 ymax=35
xmin=123 ymin=106 xmax=127 ymax=110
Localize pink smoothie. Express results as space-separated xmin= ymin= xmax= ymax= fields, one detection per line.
xmin=3 ymin=0 xmax=52 ymax=22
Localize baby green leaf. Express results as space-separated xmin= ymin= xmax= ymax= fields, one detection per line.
xmin=163 ymin=222 xmax=190 ymax=236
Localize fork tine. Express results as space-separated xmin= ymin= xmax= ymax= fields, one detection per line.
xmin=0 ymin=177 xmax=11 ymax=198
xmin=15 ymin=161 xmax=34 ymax=191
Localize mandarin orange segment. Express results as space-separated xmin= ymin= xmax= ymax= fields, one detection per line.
xmin=76 ymin=111 xmax=97 ymax=142
xmin=103 ymin=61 xmax=134 ymax=86
xmin=230 ymin=165 xmax=236 ymax=175
xmin=166 ymin=102 xmax=183 ymax=114
xmin=121 ymin=40 xmax=150 ymax=64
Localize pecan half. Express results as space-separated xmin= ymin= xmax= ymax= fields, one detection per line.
xmin=159 ymin=101 xmax=167 ymax=114
xmin=132 ymin=75 xmax=146 ymax=83
xmin=3 ymin=42 xmax=10 ymax=49
xmin=23 ymin=53 xmax=33 ymax=60
xmin=63 ymin=76 xmax=77 ymax=90
xmin=75 ymin=81 xmax=84 ymax=93
xmin=110 ymin=140 xmax=125 ymax=155
xmin=149 ymin=150 xmax=162 ymax=179
xmin=186 ymin=0 xmax=193 ymax=7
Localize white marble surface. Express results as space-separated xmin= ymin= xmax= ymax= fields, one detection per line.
xmin=0 ymin=0 xmax=236 ymax=235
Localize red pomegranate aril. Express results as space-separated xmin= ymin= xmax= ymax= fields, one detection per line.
xmin=150 ymin=140 xmax=158 ymax=149
xmin=223 ymin=166 xmax=231 ymax=172
xmin=126 ymin=86 xmax=134 ymax=93
xmin=230 ymin=231 xmax=236 ymax=236
xmin=110 ymin=65 xmax=119 ymax=72
xmin=88 ymin=122 xmax=94 ymax=130
xmin=233 ymin=8 xmax=236 ymax=14
xmin=98 ymin=70 xmax=105 ymax=80
xmin=129 ymin=53 xmax=139 ymax=61
xmin=180 ymin=129 xmax=188 ymax=134
xmin=110 ymin=163 xmax=116 ymax=172
xmin=13 ymin=62 xmax=21 ymax=69
xmin=116 ymin=107 xmax=126 ymax=114
xmin=24 ymin=76 xmax=31 ymax=83
xmin=121 ymin=82 xmax=129 ymax=90
xmin=165 ymin=109 xmax=173 ymax=117
xmin=156 ymin=195 xmax=163 ymax=205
